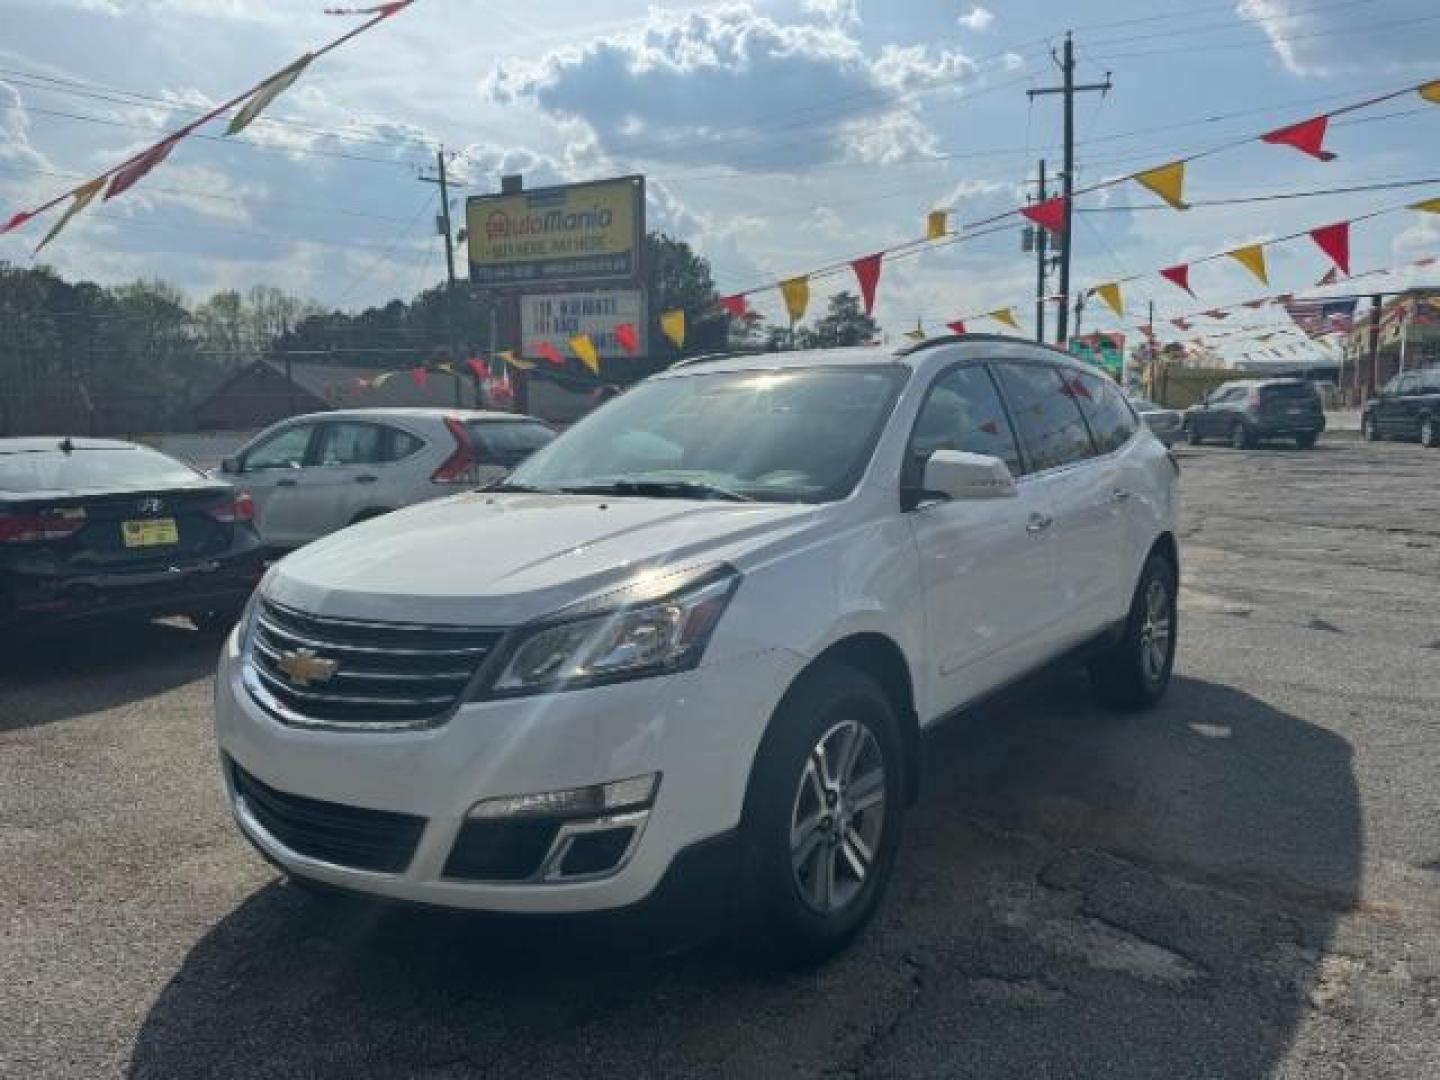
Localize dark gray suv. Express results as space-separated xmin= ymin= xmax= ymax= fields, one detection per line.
xmin=1183 ymin=379 xmax=1325 ymax=450
xmin=1362 ymin=368 xmax=1440 ymax=447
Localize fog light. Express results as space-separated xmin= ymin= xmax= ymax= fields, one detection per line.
xmin=467 ymin=774 xmax=659 ymax=822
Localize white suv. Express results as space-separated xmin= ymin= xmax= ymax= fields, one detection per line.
xmin=218 ymin=408 xmax=555 ymax=550
xmin=214 ymin=337 xmax=1179 ymax=963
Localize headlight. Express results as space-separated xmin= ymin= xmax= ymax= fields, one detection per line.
xmin=483 ymin=566 xmax=740 ymax=697
xmin=237 ymin=566 xmax=277 ymax=654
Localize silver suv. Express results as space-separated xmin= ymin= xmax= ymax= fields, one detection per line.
xmin=219 ymin=408 xmax=554 ymax=550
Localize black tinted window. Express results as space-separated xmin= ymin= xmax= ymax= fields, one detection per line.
xmin=385 ymin=429 xmax=424 ymax=461
xmin=1422 ymin=369 xmax=1440 ymax=392
xmin=469 ymin=421 xmax=555 ymax=467
xmin=1067 ymin=371 xmax=1137 ymax=454
xmin=993 ymin=361 xmax=1096 ymax=472
xmin=1260 ymin=383 xmax=1316 ymax=402
xmin=908 ymin=365 xmax=1021 ymax=480
xmin=0 ymin=446 xmax=198 ymax=493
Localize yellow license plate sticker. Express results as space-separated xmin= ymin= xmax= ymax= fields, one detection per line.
xmin=121 ymin=518 xmax=179 ymax=548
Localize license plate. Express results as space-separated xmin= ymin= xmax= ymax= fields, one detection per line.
xmin=121 ymin=518 xmax=179 ymax=548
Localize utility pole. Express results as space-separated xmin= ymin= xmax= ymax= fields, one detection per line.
xmin=1028 ymin=32 xmax=1111 ymax=346
xmin=1034 ymin=159 xmax=1048 ymax=344
xmin=420 ymin=146 xmax=463 ymax=406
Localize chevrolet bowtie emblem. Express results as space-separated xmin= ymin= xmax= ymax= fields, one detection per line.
xmin=277 ymin=647 xmax=339 ymax=687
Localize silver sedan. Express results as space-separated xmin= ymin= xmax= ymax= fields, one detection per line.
xmin=1129 ymin=396 xmax=1184 ymax=447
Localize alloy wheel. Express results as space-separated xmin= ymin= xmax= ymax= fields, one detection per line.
xmin=790 ymin=718 xmax=886 ymax=915
xmin=1137 ymin=576 xmax=1173 ymax=684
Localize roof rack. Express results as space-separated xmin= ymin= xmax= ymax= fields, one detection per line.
xmin=666 ymin=349 xmax=773 ymax=369
xmin=895 ymin=331 xmax=1078 ymax=360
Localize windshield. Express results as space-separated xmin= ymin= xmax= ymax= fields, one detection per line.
xmin=0 ymin=445 xmax=200 ymax=493
xmin=467 ymin=420 xmax=555 ymax=467
xmin=507 ymin=364 xmax=907 ymax=503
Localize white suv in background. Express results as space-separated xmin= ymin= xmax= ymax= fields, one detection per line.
xmin=214 ymin=337 xmax=1180 ymax=963
xmin=218 ymin=408 xmax=554 ymax=550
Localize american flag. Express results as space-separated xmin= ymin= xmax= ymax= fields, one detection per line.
xmin=1281 ymin=297 xmax=1357 ymax=338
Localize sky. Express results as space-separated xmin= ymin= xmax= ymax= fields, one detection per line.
xmin=1 ymin=0 xmax=1438 ymax=360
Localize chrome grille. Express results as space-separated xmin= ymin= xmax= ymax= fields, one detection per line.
xmin=245 ymin=599 xmax=502 ymax=730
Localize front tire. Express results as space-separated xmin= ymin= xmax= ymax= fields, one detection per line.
xmin=1422 ymin=417 xmax=1439 ymax=449
xmin=738 ymin=664 xmax=904 ymax=967
xmin=1295 ymin=431 xmax=1317 ymax=450
xmin=1089 ymin=550 xmax=1178 ymax=711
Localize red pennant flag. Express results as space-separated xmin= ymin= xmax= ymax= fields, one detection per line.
xmin=946 ymin=320 xmax=967 ymax=335
xmin=718 ymin=295 xmax=748 ymax=318
xmin=614 ymin=323 xmax=640 ymax=354
xmin=1309 ymin=220 xmax=1351 ymax=275
xmin=1261 ymin=115 xmax=1336 ymax=162
xmin=2 ymin=209 xmax=35 ymax=234
xmin=850 ymin=253 xmax=883 ymax=315
xmin=410 ymin=367 xmax=428 ymax=387
xmin=466 ymin=357 xmax=487 ymax=380
xmin=105 ymin=136 xmax=180 ymax=201
xmin=1021 ymin=195 xmax=1067 ymax=235
xmin=1171 ymin=318 xmax=1191 ymax=331
xmin=1159 ymin=264 xmax=1194 ymax=296
xmin=535 ymin=342 xmax=566 ymax=366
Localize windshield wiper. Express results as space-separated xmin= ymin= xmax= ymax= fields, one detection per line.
xmin=559 ymin=479 xmax=753 ymax=502
xmin=484 ymin=480 xmax=549 ymax=493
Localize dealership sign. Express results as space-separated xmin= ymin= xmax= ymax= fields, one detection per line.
xmin=521 ymin=291 xmax=647 ymax=359
xmin=467 ymin=176 xmax=644 ymax=288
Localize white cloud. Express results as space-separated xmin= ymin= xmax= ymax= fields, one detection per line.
xmin=957 ymin=6 xmax=994 ymax=32
xmin=801 ymin=0 xmax=861 ymax=28
xmin=1235 ymin=0 xmax=1436 ymax=77
xmin=482 ymin=4 xmax=976 ymax=173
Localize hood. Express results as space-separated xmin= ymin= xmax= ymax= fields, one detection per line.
xmin=268 ymin=490 xmax=823 ymax=626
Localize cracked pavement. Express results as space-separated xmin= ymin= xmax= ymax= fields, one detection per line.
xmin=3 ymin=434 xmax=1439 ymax=1078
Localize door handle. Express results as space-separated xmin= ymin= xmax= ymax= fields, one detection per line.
xmin=276 ymin=478 xmax=298 ymax=488
xmin=355 ymin=474 xmax=378 ymax=484
xmin=1026 ymin=512 xmax=1053 ymax=535
xmin=1111 ymin=488 xmax=1133 ymax=503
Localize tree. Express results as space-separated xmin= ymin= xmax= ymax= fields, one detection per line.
xmin=807 ymin=291 xmax=878 ymax=348
xmin=646 ymin=232 xmax=725 ymax=356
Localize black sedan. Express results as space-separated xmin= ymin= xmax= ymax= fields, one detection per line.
xmin=0 ymin=437 xmax=264 ymax=633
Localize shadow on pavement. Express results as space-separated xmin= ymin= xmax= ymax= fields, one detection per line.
xmin=129 ymin=674 xmax=1359 ymax=1079
xmin=0 ymin=619 xmax=220 ymax=733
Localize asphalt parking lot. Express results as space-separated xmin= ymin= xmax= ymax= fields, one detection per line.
xmin=3 ymin=433 xmax=1439 ymax=1079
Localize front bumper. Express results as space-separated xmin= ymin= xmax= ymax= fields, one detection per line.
xmin=214 ymin=630 xmax=802 ymax=914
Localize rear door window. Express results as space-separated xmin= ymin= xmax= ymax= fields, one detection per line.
xmin=992 ymin=361 xmax=1097 ymax=472
xmin=1065 ymin=370 xmax=1138 ymax=454
xmin=314 ymin=422 xmax=389 ymax=466
xmin=467 ymin=421 xmax=555 ymax=467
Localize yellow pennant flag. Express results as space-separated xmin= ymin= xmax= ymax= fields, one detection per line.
xmin=35 ymin=177 xmax=105 ymax=253
xmin=227 ymin=55 xmax=313 ymax=136
xmin=1419 ymin=79 xmax=1440 ymax=105
xmin=498 ymin=349 xmax=534 ymax=370
xmin=661 ymin=309 xmax=686 ymax=348
xmin=779 ymin=276 xmax=810 ymax=323
xmin=988 ymin=308 xmax=1020 ymax=331
xmin=1132 ymin=161 xmax=1189 ymax=211
xmin=1227 ymin=243 xmax=1269 ymax=286
xmin=570 ymin=334 xmax=600 ymax=375
xmin=926 ymin=210 xmax=947 ymax=240
xmin=1411 ymin=197 xmax=1440 ymax=214
xmin=1093 ymin=282 xmax=1124 ymax=318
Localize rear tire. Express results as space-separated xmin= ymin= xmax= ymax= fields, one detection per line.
xmin=1422 ymin=417 xmax=1439 ymax=449
xmin=1089 ymin=550 xmax=1178 ymax=711
xmin=737 ymin=663 xmax=904 ymax=968
xmin=1229 ymin=421 xmax=1252 ymax=450
xmin=1294 ymin=432 xmax=1317 ymax=450
xmin=1185 ymin=422 xmax=1202 ymax=446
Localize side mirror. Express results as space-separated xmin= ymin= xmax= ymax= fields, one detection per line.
xmin=220 ymin=456 xmax=240 ymax=474
xmin=919 ymin=449 xmax=1017 ymax=503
